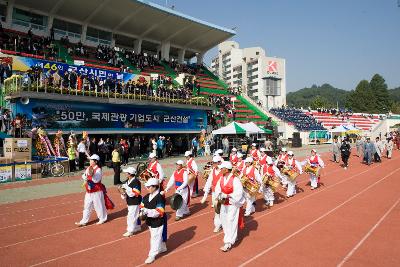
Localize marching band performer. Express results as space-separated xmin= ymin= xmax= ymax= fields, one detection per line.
xmin=120 ymin=167 xmax=142 ymax=237
xmin=240 ymin=157 xmax=262 ymax=216
xmin=201 ymin=156 xmax=223 ymax=232
xmin=148 ymin=152 xmax=165 ymax=186
xmin=284 ymin=151 xmax=303 ymax=197
xmin=236 ymin=152 xmax=245 ymax=172
xmin=276 ymin=147 xmax=289 ymax=188
xmin=307 ymin=149 xmax=325 ymax=190
xmin=75 ymin=154 xmax=108 ymax=226
xmin=215 ymin=149 xmax=225 ymax=161
xmin=258 ymin=147 xmax=270 ymax=167
xmin=140 ymin=178 xmax=167 ymax=264
xmin=214 ymin=161 xmax=245 ymax=252
xmin=185 ymin=151 xmax=199 ymax=198
xmin=165 ymin=160 xmax=190 ymax=221
xmin=261 ymin=158 xmax=283 ymax=207
xmin=249 ymin=143 xmax=260 ymax=162
xmin=229 ymin=148 xmax=239 ymax=166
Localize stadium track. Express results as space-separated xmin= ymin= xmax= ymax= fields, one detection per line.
xmin=0 ymin=150 xmax=399 ymax=267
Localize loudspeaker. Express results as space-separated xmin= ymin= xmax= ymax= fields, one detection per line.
xmin=20 ymin=97 xmax=30 ymax=105
xmin=273 ymin=126 xmax=278 ymax=138
xmin=292 ymin=138 xmax=302 ymax=148
xmin=293 ymin=132 xmax=300 ymax=139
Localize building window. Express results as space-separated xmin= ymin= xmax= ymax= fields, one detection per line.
xmin=53 ymin=18 xmax=82 ymax=39
xmin=87 ymin=26 xmax=112 ymax=45
xmin=265 ymin=78 xmax=281 ymax=96
xmin=0 ymin=4 xmax=6 ymax=22
xmin=12 ymin=8 xmax=48 ymax=31
xmin=256 ymin=52 xmax=259 ymax=55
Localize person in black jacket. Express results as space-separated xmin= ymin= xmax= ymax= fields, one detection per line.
xmin=140 ymin=178 xmax=167 ymax=264
xmin=340 ymin=137 xmax=351 ymax=169
xmin=120 ymin=167 xmax=142 ymax=237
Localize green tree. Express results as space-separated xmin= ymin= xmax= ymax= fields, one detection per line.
xmin=310 ymin=95 xmax=329 ymax=109
xmin=346 ymin=80 xmax=375 ymax=112
xmin=370 ymin=74 xmax=390 ymax=113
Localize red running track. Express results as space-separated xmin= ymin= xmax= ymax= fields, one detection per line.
xmin=0 ymin=151 xmax=399 ymax=267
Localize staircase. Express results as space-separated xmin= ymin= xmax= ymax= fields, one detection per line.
xmin=55 ymin=41 xmax=73 ymax=64
xmin=199 ymin=66 xmax=274 ymax=127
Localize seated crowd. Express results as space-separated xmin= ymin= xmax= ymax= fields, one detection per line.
xmin=270 ymin=107 xmax=325 ymax=131
xmin=0 ymin=25 xmax=57 ymax=59
xmin=19 ymin=65 xmax=214 ymax=106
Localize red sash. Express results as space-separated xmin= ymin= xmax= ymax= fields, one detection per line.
xmin=187 ymin=158 xmax=197 ymax=174
xmin=262 ymin=165 xmax=275 ymax=177
xmin=230 ymin=154 xmax=238 ymax=166
xmin=220 ymin=174 xmax=244 ymax=229
xmin=310 ymin=156 xmax=319 ymax=165
xmin=85 ymin=166 xmax=102 ymax=193
xmin=259 ymin=155 xmax=267 ymax=166
xmin=211 ymin=168 xmax=223 ymax=192
xmin=85 ymin=166 xmax=114 ymax=210
xmin=286 ymin=158 xmax=298 ymax=171
xmin=251 ymin=149 xmax=259 ymax=161
xmin=220 ymin=174 xmax=235 ymax=195
xmin=278 ymin=154 xmax=288 ymax=163
xmin=237 ymin=161 xmax=245 ymax=171
xmin=149 ymin=161 xmax=160 ymax=178
xmin=174 ymin=169 xmax=185 ymax=189
xmin=243 ymin=166 xmax=256 ymax=181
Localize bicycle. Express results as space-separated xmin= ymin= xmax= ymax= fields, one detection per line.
xmin=40 ymin=159 xmax=65 ymax=177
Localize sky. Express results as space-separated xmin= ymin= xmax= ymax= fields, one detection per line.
xmin=153 ymin=0 xmax=400 ymax=92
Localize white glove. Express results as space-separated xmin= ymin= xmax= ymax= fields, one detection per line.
xmin=220 ymin=193 xmax=228 ymax=199
xmin=141 ymin=208 xmax=148 ymax=215
xmin=81 ymin=173 xmax=87 ymax=181
xmin=200 ymin=195 xmax=207 ymax=204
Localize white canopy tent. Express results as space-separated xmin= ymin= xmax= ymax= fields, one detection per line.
xmin=212 ymin=122 xmax=264 ymax=135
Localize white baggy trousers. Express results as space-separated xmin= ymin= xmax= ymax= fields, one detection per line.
xmin=79 ymin=191 xmax=107 ymax=224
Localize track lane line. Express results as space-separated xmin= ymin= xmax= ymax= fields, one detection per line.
xmin=1 ymin=166 xmax=343 ymax=248
xmin=133 ymin=163 xmax=383 ymax=267
xmin=336 ymin=197 xmax=400 ymax=267
xmin=28 ymin=209 xmax=213 ymax=267
xmin=237 ymin=167 xmax=400 ymax=267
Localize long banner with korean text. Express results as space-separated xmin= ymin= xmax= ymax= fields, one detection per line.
xmin=0 ymin=53 xmax=136 ymax=83
xmin=14 ymin=98 xmax=207 ymax=133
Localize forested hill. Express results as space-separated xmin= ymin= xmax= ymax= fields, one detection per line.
xmin=389 ymin=87 xmax=400 ymax=102
xmin=287 ymin=75 xmax=399 ymax=113
xmin=286 ymin=83 xmax=349 ymax=109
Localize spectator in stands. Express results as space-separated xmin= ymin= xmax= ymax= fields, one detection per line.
xmin=270 ymin=107 xmax=325 ymax=131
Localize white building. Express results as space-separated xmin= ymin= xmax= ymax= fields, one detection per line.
xmin=211 ymin=41 xmax=286 ymax=109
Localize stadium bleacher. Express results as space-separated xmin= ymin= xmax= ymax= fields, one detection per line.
xmin=270 ymin=107 xmax=326 ymax=131
xmin=307 ymin=111 xmax=381 ymax=130
xmin=1 ymin=13 xmax=272 ymax=130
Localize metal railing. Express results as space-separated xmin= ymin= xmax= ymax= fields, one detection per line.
xmin=4 ymin=75 xmax=212 ymax=107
